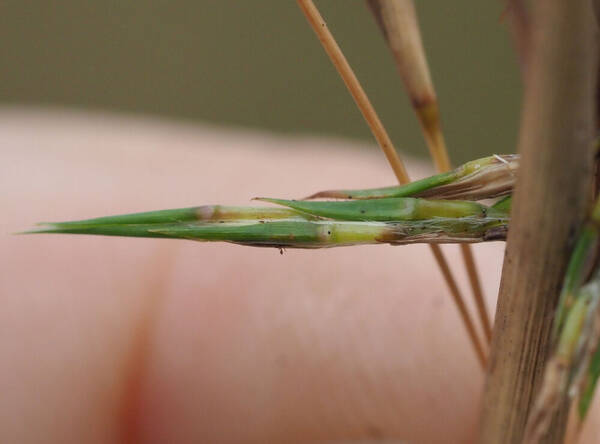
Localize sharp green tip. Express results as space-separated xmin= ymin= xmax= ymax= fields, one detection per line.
xmin=253 ymin=197 xmax=290 ymax=206
xmin=17 ymin=224 xmax=62 ymax=235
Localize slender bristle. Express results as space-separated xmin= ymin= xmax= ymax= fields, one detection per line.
xmin=299 ymin=0 xmax=488 ymax=367
xmin=367 ymin=0 xmax=493 ymax=349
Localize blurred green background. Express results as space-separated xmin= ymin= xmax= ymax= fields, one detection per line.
xmin=0 ymin=1 xmax=520 ymax=163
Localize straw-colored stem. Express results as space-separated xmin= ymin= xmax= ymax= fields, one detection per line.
xmin=297 ymin=0 xmax=486 ymax=368
xmin=365 ymin=0 xmax=450 ymax=170
xmin=460 ymin=243 xmax=492 ymax=342
xmin=366 ymin=0 xmax=492 ymax=346
xmin=504 ymin=0 xmax=531 ymax=75
xmin=430 ymin=245 xmax=487 ymax=368
xmin=478 ymin=0 xmax=598 ymax=441
xmin=296 ymin=0 xmax=408 ymax=183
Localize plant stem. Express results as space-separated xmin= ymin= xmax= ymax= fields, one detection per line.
xmin=366 ymin=0 xmax=492 ymax=344
xmin=296 ymin=0 xmax=408 ymax=183
xmin=461 ymin=244 xmax=492 ymax=342
xmin=297 ymin=0 xmax=487 ymax=368
xmin=429 ymin=244 xmax=487 ymax=368
xmin=478 ymin=0 xmax=598 ymax=442
xmin=504 ymin=0 xmax=531 ymax=75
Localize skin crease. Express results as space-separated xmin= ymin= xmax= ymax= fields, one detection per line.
xmin=1 ymin=108 xmax=598 ymax=444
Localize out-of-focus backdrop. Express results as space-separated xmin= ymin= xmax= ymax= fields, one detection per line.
xmin=0 ymin=1 xmax=520 ymax=163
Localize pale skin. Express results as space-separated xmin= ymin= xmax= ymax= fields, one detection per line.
xmin=1 ymin=109 xmax=598 ymax=443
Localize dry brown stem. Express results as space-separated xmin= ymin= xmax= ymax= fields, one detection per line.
xmin=296 ymin=0 xmax=408 ymax=183
xmin=366 ymin=0 xmax=449 ymax=171
xmin=503 ymin=0 xmax=531 ymax=75
xmin=479 ymin=0 xmax=598 ymax=442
